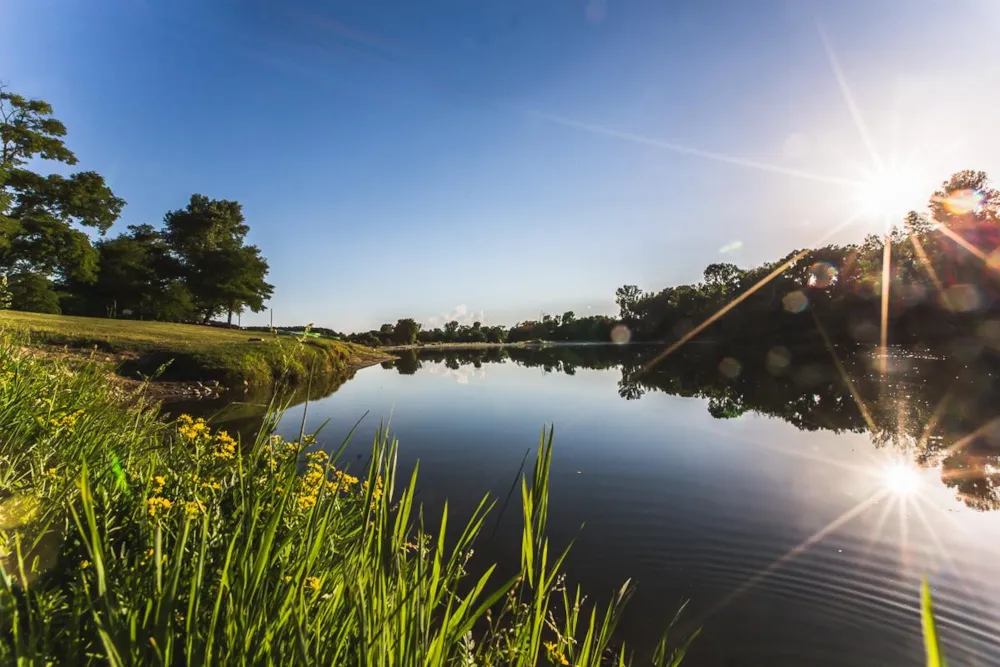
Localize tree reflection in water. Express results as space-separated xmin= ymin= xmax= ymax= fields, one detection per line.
xmin=411 ymin=343 xmax=1000 ymax=511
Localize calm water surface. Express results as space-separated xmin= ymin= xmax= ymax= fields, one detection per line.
xmin=266 ymin=345 xmax=1000 ymax=666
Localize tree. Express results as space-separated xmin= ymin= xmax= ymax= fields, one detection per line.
xmin=162 ymin=195 xmax=273 ymax=323
xmin=615 ymin=285 xmax=642 ymax=320
xmin=703 ymin=262 xmax=741 ymax=292
xmin=0 ymin=274 xmax=10 ymax=309
xmin=393 ymin=318 xmax=421 ymax=345
xmin=929 ymin=170 xmax=999 ymax=229
xmin=63 ymin=224 xmax=191 ymax=319
xmin=444 ymin=320 xmax=460 ymax=340
xmin=9 ymin=273 xmax=60 ymax=313
xmin=1 ymin=87 xmax=123 ymax=288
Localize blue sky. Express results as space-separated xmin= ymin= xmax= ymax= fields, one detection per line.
xmin=3 ymin=0 xmax=999 ymax=331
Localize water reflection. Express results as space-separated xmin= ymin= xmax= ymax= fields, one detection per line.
xmin=394 ymin=344 xmax=1000 ymax=512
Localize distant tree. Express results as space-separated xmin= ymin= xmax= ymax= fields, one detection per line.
xmin=615 ymin=285 xmax=643 ymax=320
xmin=562 ymin=311 xmax=575 ymax=324
xmin=162 ymin=195 xmax=273 ymax=324
xmin=393 ymin=318 xmax=421 ymax=345
xmin=1 ymin=86 xmax=124 ymax=290
xmin=379 ymin=323 xmax=394 ymax=334
xmin=703 ymin=262 xmax=741 ymax=292
xmin=65 ymin=224 xmax=191 ymax=319
xmin=9 ymin=273 xmax=60 ymax=313
xmin=444 ymin=320 xmax=460 ymax=340
xmin=929 ymin=170 xmax=999 ymax=229
xmin=0 ymin=274 xmax=10 ymax=309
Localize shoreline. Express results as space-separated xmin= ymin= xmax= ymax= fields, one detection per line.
xmin=380 ymin=341 xmax=540 ymax=352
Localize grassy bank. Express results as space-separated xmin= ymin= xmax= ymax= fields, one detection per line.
xmin=0 ymin=336 xmax=697 ymax=665
xmin=0 ymin=310 xmax=390 ymax=390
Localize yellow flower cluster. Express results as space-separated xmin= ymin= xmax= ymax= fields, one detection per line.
xmin=543 ymin=641 xmax=570 ymax=666
xmin=201 ymin=479 xmax=222 ymax=491
xmin=152 ymin=475 xmax=166 ymax=494
xmin=212 ymin=431 xmax=237 ymax=461
xmin=305 ymin=576 xmax=321 ymax=592
xmin=147 ymin=496 xmax=173 ymax=517
xmin=36 ymin=408 xmax=85 ymax=432
xmin=182 ymin=499 xmax=204 ymax=518
xmin=363 ymin=476 xmax=385 ymax=503
xmin=177 ymin=414 xmax=210 ymax=442
xmin=292 ymin=450 xmax=361 ymax=512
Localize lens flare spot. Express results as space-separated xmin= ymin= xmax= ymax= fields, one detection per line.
xmin=881 ymin=462 xmax=919 ymax=496
xmin=940 ymin=188 xmax=984 ymax=215
xmin=765 ymin=346 xmax=792 ymax=375
xmin=806 ymin=262 xmax=838 ymax=288
xmin=610 ymin=324 xmax=631 ymax=344
xmin=782 ymin=290 xmax=809 ymax=314
xmin=718 ymin=357 xmax=742 ymax=379
xmin=940 ymin=284 xmax=981 ymax=313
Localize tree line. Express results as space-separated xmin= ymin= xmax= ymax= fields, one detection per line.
xmin=0 ymin=85 xmax=273 ymax=323
xmin=610 ymin=170 xmax=1000 ymax=351
xmin=342 ymin=168 xmax=999 ymax=354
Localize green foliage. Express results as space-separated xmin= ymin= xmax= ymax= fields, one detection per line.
xmin=0 ymin=341 xmax=695 ymax=665
xmin=1 ymin=86 xmax=124 ymax=286
xmin=163 ymin=195 xmax=274 ymax=324
xmin=0 ymin=275 xmax=11 ymax=310
xmin=392 ymin=318 xmax=421 ymax=345
xmin=8 ymin=274 xmax=60 ymax=314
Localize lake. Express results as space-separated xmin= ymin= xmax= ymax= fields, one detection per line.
xmin=258 ymin=344 xmax=1000 ymax=666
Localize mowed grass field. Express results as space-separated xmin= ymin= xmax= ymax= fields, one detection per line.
xmin=0 ymin=310 xmax=387 ymax=388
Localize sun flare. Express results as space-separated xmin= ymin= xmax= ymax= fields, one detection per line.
xmin=854 ymin=166 xmax=930 ymax=222
xmin=881 ymin=461 xmax=920 ymax=496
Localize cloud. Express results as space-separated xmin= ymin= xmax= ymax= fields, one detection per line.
xmin=719 ymin=240 xmax=743 ymax=254
xmin=425 ymin=304 xmax=487 ymax=328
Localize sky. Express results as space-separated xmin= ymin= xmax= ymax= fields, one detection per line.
xmin=3 ymin=0 xmax=1000 ymax=331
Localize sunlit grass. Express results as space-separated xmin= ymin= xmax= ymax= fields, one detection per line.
xmin=0 ymin=335 xmax=697 ymax=665
xmin=0 ymin=309 xmax=388 ymax=389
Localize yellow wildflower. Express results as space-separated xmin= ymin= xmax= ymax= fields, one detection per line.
xmin=147 ymin=496 xmax=173 ymax=518
xmin=212 ymin=431 xmax=237 ymax=460
xmin=296 ymin=494 xmax=317 ymax=511
xmin=182 ymin=500 xmax=204 ymax=518
xmin=305 ymin=576 xmax=321 ymax=592
xmin=152 ymin=475 xmax=166 ymax=494
xmin=543 ymin=641 xmax=569 ymax=666
xmin=80 ymin=560 xmax=91 ymax=570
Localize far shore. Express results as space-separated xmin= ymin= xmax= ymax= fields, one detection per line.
xmin=380 ymin=341 xmax=542 ymax=352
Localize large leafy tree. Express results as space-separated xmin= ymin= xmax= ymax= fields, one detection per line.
xmin=163 ymin=194 xmax=273 ymax=323
xmin=392 ymin=318 xmax=421 ymax=345
xmin=64 ymin=224 xmax=193 ymax=320
xmin=0 ymin=86 xmax=124 ymax=296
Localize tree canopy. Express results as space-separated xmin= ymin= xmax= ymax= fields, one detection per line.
xmin=1 ymin=86 xmax=273 ymax=322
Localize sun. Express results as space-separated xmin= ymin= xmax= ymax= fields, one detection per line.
xmin=880 ymin=461 xmax=920 ymax=496
xmin=854 ymin=165 xmax=930 ymax=223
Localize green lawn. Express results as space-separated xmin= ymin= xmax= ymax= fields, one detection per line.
xmin=0 ymin=310 xmax=388 ymax=389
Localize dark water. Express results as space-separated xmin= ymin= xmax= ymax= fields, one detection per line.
xmin=264 ymin=344 xmax=1000 ymax=666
